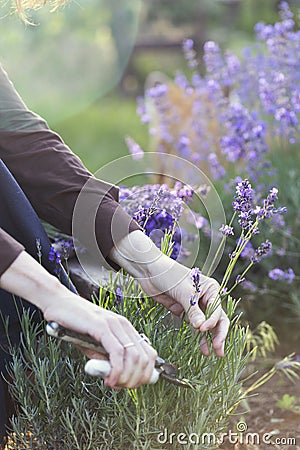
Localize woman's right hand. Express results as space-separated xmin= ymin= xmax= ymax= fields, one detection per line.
xmin=0 ymin=250 xmax=157 ymax=389
xmin=43 ymin=295 xmax=158 ymax=389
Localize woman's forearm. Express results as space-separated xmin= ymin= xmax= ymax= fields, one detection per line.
xmin=0 ymin=248 xmax=158 ymax=388
xmin=109 ymin=230 xmax=163 ymax=278
xmin=109 ymin=230 xmax=190 ymax=291
xmin=0 ymin=250 xmax=69 ymax=313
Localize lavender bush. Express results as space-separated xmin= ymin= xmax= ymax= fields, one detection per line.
xmin=128 ymin=1 xmax=300 ymax=327
xmin=134 ymin=1 xmax=300 ymax=180
xmin=119 ymin=182 xmax=195 ymax=260
xmin=6 ymin=297 xmax=247 ymax=450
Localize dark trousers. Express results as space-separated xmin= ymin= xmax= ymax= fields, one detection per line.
xmin=0 ymin=160 xmax=76 ymax=444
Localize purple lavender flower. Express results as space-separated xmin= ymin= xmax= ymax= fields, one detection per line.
xmin=235 ymin=179 xmax=254 ymax=206
xmin=232 ymin=179 xmax=254 ymax=229
xmin=36 ymin=238 xmax=42 ymax=259
xmin=182 ymin=38 xmax=198 ymax=69
xmin=255 ymin=186 xmax=283 ymax=221
xmin=268 ymin=268 xmax=285 ymax=281
xmin=196 ymin=185 xmax=211 ymax=197
xmin=136 ymin=96 xmax=150 ymax=124
xmin=182 ymin=38 xmax=194 ymax=53
xmin=251 ymin=240 xmax=272 ymax=263
xmin=190 ymin=267 xmax=202 ymax=293
xmin=268 ymin=267 xmax=295 ymax=284
xmin=239 ymin=241 xmax=255 ymax=260
xmin=48 ymin=244 xmax=62 ymax=266
xmin=204 ymin=41 xmax=241 ymax=87
xmin=55 ymin=251 xmax=61 ymax=265
xmin=176 ymin=133 xmax=192 ymax=158
xmin=135 ymin=3 xmax=300 ymax=194
xmin=192 ymin=213 xmax=209 ymax=230
xmin=174 ymin=71 xmax=190 ymax=91
xmin=220 ymin=224 xmax=234 ymax=236
xmin=173 ymin=182 xmax=194 ymax=202
xmin=146 ymin=84 xmax=168 ymax=99
xmin=242 ymin=280 xmax=258 ymax=293
xmin=48 ymin=245 xmax=56 ymax=263
xmin=235 ymin=275 xmax=245 ymax=284
xmin=203 ymin=41 xmax=224 ymax=76
xmin=120 ymin=184 xmax=195 ymax=260
xmin=189 ymin=294 xmax=197 ymax=306
xmin=225 ymin=52 xmax=241 ymax=80
xmin=220 ymin=104 xmax=268 ymax=182
xmin=254 ymin=8 xmax=300 ymax=143
xmin=54 ymin=238 xmax=74 ymax=260
xmin=207 ymin=153 xmax=226 ymax=180
xmin=125 ymin=136 xmax=144 ymax=160
xmin=115 ymin=287 xmax=124 ymax=305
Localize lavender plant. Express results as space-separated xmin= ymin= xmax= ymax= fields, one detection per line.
xmin=119 ymin=182 xmax=195 ymax=260
xmin=128 ymin=1 xmax=300 ymax=325
xmin=6 ymin=297 xmax=248 ymax=450
xmin=134 ymin=2 xmax=300 ymax=182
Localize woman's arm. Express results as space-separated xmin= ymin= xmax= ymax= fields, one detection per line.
xmin=0 ymin=249 xmax=157 ymax=388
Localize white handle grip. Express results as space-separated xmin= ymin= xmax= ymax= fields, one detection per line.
xmin=84 ymin=359 xmax=160 ymax=384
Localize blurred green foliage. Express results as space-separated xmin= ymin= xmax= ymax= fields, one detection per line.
xmin=1 ymin=0 xmax=295 ymax=127
xmin=0 ymin=0 xmax=141 ymax=121
xmin=53 ymin=96 xmax=148 ymax=173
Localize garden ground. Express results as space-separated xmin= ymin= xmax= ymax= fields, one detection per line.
xmin=221 ymin=340 xmax=300 ymax=450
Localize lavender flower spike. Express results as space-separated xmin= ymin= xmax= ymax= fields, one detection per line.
xmin=251 ymin=240 xmax=272 ymax=263
xmin=220 ymin=224 xmax=234 ymax=236
xmin=189 ymin=294 xmax=197 ymax=306
xmin=232 ymin=179 xmax=254 ymax=230
xmin=190 ymin=267 xmax=202 ymax=293
xmin=125 ymin=136 xmax=144 ymax=160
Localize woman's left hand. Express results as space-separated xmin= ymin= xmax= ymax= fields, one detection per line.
xmin=110 ymin=230 xmax=230 ymax=357
xmin=138 ymin=269 xmax=230 ymax=357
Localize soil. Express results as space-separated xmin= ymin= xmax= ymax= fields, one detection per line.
xmin=220 ymin=341 xmax=300 ymax=450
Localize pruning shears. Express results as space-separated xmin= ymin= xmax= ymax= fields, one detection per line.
xmin=46 ymin=322 xmax=194 ymax=388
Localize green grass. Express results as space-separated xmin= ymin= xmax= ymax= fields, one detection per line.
xmin=51 ymin=94 xmax=148 ymax=173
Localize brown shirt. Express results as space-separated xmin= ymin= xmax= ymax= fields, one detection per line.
xmin=0 ymin=64 xmax=139 ymax=276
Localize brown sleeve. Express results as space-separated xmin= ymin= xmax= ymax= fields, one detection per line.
xmin=0 ymin=65 xmax=140 ymax=266
xmin=0 ymin=228 xmax=24 ymax=276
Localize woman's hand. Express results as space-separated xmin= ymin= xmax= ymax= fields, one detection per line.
xmin=0 ymin=251 xmax=157 ymax=389
xmin=43 ymin=296 xmax=157 ymax=388
xmin=137 ymin=273 xmax=229 ymax=357
xmin=110 ymin=230 xmax=230 ymax=357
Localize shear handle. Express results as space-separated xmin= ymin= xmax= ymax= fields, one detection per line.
xmin=46 ymin=321 xmax=108 ymax=355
